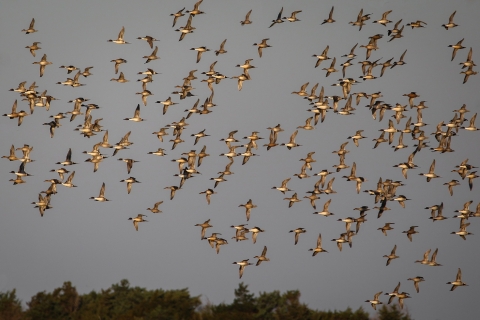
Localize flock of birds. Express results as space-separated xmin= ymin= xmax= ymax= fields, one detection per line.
xmin=3 ymin=0 xmax=479 ymax=314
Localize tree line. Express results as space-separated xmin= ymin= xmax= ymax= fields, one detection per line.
xmin=0 ymin=280 xmax=411 ymax=320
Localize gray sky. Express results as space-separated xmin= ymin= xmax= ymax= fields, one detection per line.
xmin=1 ymin=0 xmax=479 ymax=319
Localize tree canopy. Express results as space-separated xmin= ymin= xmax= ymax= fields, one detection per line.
xmin=0 ymin=281 xmax=411 ymax=320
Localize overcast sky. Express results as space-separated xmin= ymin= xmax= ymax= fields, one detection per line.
xmin=1 ymin=0 xmax=480 ymax=319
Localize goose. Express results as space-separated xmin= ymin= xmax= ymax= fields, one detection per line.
xmin=331 ymin=233 xmax=347 ymax=251
xmin=388 ymin=19 xmax=403 ymax=36
xmin=137 ymin=35 xmax=158 ymax=48
xmin=428 ymin=248 xmax=442 ymax=266
xmin=385 ymin=282 xmax=401 ymax=304
xmin=3 ymin=100 xmax=29 ymax=126
xmin=156 ymin=97 xmax=178 ymax=115
xmin=2 ymin=145 xmax=19 ymax=161
xmin=444 ymin=180 xmax=460 ymax=196
xmin=309 ymin=233 xmax=328 ymax=256
xmin=240 ymin=9 xmax=252 ymax=25
xmin=459 ymin=47 xmax=476 ymax=69
xmin=239 ymin=199 xmax=257 ymax=221
xmin=248 ymin=226 xmax=265 ymax=244
xmin=147 ymin=201 xmax=163 ymax=213
xmin=164 ymin=186 xmax=180 ymax=200
xmin=32 ymin=194 xmax=52 ymax=217
xmin=378 ymin=223 xmax=395 ymax=236
xmin=190 ymin=46 xmax=210 ymax=63
xmin=402 ymin=226 xmax=419 ymax=242
xmin=429 ymin=203 xmax=448 ymax=221
xmin=269 ymin=7 xmax=284 ymax=28
xmin=148 ymin=148 xmax=166 ymax=157
xmin=56 ymin=148 xmax=76 ymax=166
xmin=349 ymin=8 xmax=366 ymax=30
xmin=392 ymin=195 xmax=410 ymax=208
xmin=197 ymin=146 xmax=209 ymax=167
xmin=120 ymin=177 xmax=140 ymax=194
xmin=90 ymin=183 xmax=109 ymax=201
xmin=215 ymin=39 xmax=227 ymax=56
xmin=284 ymin=193 xmax=301 ymax=208
xmin=111 ymin=58 xmax=127 ymax=74
xmin=175 ymin=15 xmax=195 ymax=41
xmin=203 ymin=232 xmax=220 ymax=248
xmin=289 ymin=228 xmax=306 ymax=245
xmin=283 ymin=10 xmax=302 ymax=22
xmin=322 ymin=6 xmax=335 ymax=24
xmin=340 ymin=59 xmax=354 ymax=78
xmin=391 ymin=50 xmax=407 ymax=68
xmin=272 ymin=178 xmax=292 ymax=194
xmin=152 ymin=127 xmax=169 ymax=142
xmin=9 ymin=176 xmax=26 ymax=185
xmin=232 ymin=233 xmax=250 ymax=243
xmin=191 ymin=129 xmax=209 ymax=145
xmin=419 ymin=159 xmax=441 ymax=181
xmin=373 ymin=10 xmax=392 ymax=26
xmin=407 ymin=20 xmax=427 ymax=29
xmin=449 ymin=38 xmax=465 ymax=61
xmin=61 ymin=171 xmax=76 ymax=188
xmin=365 ymin=291 xmax=383 ymax=310
xmin=199 ymin=189 xmax=216 ymax=205
xmin=231 ymin=224 xmax=248 ymax=238
xmin=22 ymin=18 xmax=37 ymax=34
xmin=108 ymin=26 xmax=130 ymax=44
xmin=447 ymin=268 xmax=467 ymax=290
xmin=442 ymin=11 xmax=458 ymax=29
xmin=231 ymin=73 xmax=249 ymax=91
xmin=281 ymin=130 xmax=301 ymax=150
xmin=396 ymin=292 xmax=411 ymax=309
xmin=384 ymin=245 xmax=399 ymax=266
xmin=59 ymin=65 xmax=78 ymax=74
xmin=451 ymin=223 xmax=473 ymax=240
xmin=253 ymin=38 xmax=271 ymax=58
xmin=10 ymin=162 xmax=32 ymax=178
xmin=186 ymin=0 xmax=204 ymax=16
xmin=128 ymin=214 xmax=148 ymax=231
xmin=466 ymin=171 xmax=479 ymax=190
xmin=143 ymin=46 xmax=160 ymax=63
xmin=123 ymin=104 xmax=144 ymax=122
xmin=297 ymin=117 xmax=315 ymax=130
xmin=360 ymin=38 xmax=379 ymax=60
xmin=117 ymin=158 xmax=139 ymax=174
xmin=25 ymin=42 xmax=41 ymax=57
xmin=292 ymin=82 xmax=309 ymax=96
xmin=254 ymin=246 xmax=270 ymax=265
xmin=195 ymin=219 xmax=212 ymax=239
xmin=232 ymin=259 xmax=253 ymax=279
xmin=313 ymin=46 xmax=330 ymax=68
xmin=80 ymin=66 xmax=94 ymax=77
xmin=32 ymin=54 xmax=52 ymax=77
xmin=138 ymin=68 xmax=158 ymax=76
xmin=408 ymin=277 xmax=425 ymax=293
xmin=9 ymin=81 xmax=27 ymax=93
xmin=321 ymin=177 xmax=337 ymax=194
xmin=215 ymin=238 xmax=228 ymax=254
xmin=110 ymin=72 xmax=129 ymax=83
xmin=322 ymin=57 xmax=338 ymax=77
xmin=314 ymin=199 xmax=333 ymax=216
xmin=415 ymin=249 xmax=431 ymax=265
xmin=237 ymin=146 xmax=258 ymax=165
xmin=460 ymin=66 xmax=478 ymax=84
xmin=170 ymin=7 xmax=185 ymax=27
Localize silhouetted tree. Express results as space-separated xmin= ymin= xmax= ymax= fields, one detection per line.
xmin=376 ymin=304 xmax=411 ymax=320
xmin=0 ymin=281 xmax=411 ymax=319
xmin=0 ymin=289 xmax=23 ymax=320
